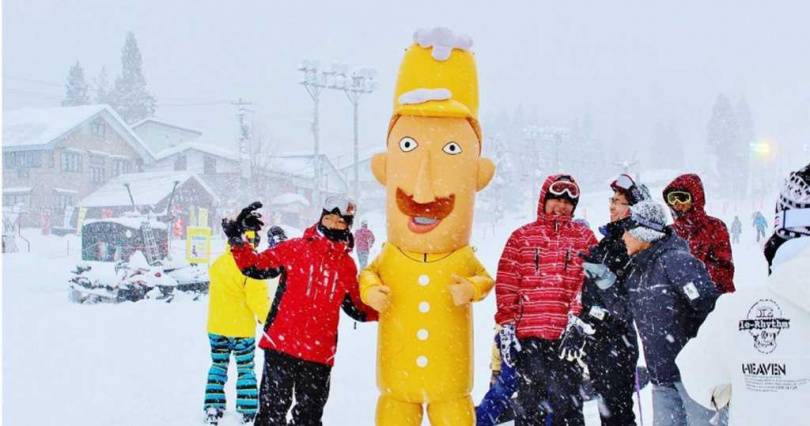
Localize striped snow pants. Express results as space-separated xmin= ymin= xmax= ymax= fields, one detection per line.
xmin=204 ymin=333 xmax=259 ymax=415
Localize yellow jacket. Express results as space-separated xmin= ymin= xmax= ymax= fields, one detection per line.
xmin=359 ymin=243 xmax=493 ymax=404
xmin=206 ymin=252 xmax=270 ymax=338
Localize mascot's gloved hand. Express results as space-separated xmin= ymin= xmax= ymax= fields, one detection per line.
xmin=498 ymin=323 xmax=521 ymax=368
xmin=449 ymin=274 xmax=476 ymax=306
xmin=558 ymin=314 xmax=595 ymax=362
xmin=583 ymin=262 xmax=618 ymax=290
xmin=365 ymin=285 xmax=392 ymax=313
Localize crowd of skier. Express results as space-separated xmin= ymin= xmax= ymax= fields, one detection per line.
xmin=200 ymin=162 xmax=809 ymax=426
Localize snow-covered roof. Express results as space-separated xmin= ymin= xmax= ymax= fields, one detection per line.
xmin=3 ymin=187 xmax=32 ymax=194
xmin=265 ymin=154 xmax=343 ymax=180
xmin=130 ymin=118 xmax=202 ymax=136
xmin=79 ymin=171 xmax=219 ymax=207
xmin=270 ymin=193 xmax=310 ymax=207
xmin=154 ymin=140 xmax=240 ymax=162
xmin=2 ymin=105 xmax=155 ymax=161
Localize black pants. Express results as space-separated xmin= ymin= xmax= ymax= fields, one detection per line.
xmin=516 ymin=338 xmax=584 ymax=426
xmin=585 ymin=330 xmax=639 ymax=426
xmin=255 ymin=349 xmax=332 ymax=426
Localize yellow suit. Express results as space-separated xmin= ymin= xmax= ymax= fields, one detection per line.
xmin=360 ymin=243 xmax=493 ymax=425
xmin=207 ymin=252 xmax=270 ymax=338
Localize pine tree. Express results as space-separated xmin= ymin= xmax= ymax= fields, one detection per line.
xmin=94 ymin=67 xmax=111 ymax=105
xmin=109 ymin=31 xmax=156 ymax=123
xmin=735 ymin=97 xmax=755 ymax=198
xmin=62 ymin=61 xmax=91 ymax=106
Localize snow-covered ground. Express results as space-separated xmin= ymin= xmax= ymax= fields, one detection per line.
xmin=3 ymin=190 xmax=772 ymax=425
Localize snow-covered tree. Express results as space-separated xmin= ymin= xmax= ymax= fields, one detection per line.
xmin=736 ymin=96 xmax=756 ymax=198
xmin=94 ymin=67 xmax=111 ymax=105
xmin=62 ymin=61 xmax=91 ymax=106
xmin=109 ymin=31 xmax=156 ymax=123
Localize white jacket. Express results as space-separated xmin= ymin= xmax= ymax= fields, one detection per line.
xmin=676 ymin=238 xmax=810 ymax=425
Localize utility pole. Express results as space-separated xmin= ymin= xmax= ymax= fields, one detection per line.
xmin=298 ymin=61 xmax=326 ymax=208
xmin=332 ymin=65 xmax=377 ymax=202
xmin=298 ymin=60 xmax=378 ymax=206
xmin=232 ymin=98 xmax=253 ymax=205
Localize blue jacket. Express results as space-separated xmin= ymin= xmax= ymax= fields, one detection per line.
xmin=626 ymin=230 xmax=720 ymax=385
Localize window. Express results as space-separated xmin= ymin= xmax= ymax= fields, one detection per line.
xmin=112 ymin=159 xmax=131 ymax=177
xmin=204 ymin=155 xmax=217 ymax=174
xmin=61 ymin=152 xmax=82 ymax=172
xmin=89 ymin=155 xmax=105 ymax=166
xmin=90 ymin=166 xmax=106 ymax=183
xmin=3 ymin=193 xmax=31 ymax=209
xmin=55 ymin=192 xmax=75 ymax=209
xmin=90 ymin=119 xmax=106 ymax=137
xmin=174 ymin=155 xmax=187 ymax=171
xmin=4 ymin=151 xmax=40 ymax=168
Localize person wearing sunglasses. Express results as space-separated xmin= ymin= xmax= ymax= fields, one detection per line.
xmin=495 ymin=174 xmax=598 ymax=425
xmin=677 ymin=163 xmax=810 ymax=426
xmin=621 ymin=200 xmax=722 ymax=426
xmin=663 ymin=174 xmax=736 ymax=294
xmin=221 ymin=197 xmax=378 ymax=426
xmin=564 ymin=173 xmax=649 ymax=426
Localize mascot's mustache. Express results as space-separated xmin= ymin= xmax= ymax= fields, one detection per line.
xmin=396 ymin=188 xmax=455 ymax=220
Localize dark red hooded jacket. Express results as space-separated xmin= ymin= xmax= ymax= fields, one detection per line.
xmin=495 ymin=175 xmax=598 ymax=340
xmin=231 ymin=225 xmax=378 ymax=366
xmin=663 ymin=174 xmax=735 ymax=294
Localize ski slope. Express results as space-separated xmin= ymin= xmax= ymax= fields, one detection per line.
xmin=3 ymin=192 xmax=772 ymax=425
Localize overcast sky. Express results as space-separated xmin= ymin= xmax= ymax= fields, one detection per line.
xmin=4 ymin=0 xmax=810 ymax=168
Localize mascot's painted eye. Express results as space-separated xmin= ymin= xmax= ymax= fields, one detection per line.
xmin=399 ymin=137 xmax=418 ymax=152
xmin=442 ymin=142 xmax=462 ymax=155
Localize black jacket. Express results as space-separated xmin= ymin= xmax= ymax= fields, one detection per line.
xmin=626 ymin=229 xmax=720 ymax=385
xmin=581 ymin=220 xmax=635 ymax=336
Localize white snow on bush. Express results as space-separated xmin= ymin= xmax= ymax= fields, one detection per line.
xmin=412 ymin=27 xmax=472 ymax=61
xmin=398 ymin=88 xmax=452 ymax=105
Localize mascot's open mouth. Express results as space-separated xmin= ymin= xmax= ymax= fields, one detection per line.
xmin=396 ymin=188 xmax=455 ymax=234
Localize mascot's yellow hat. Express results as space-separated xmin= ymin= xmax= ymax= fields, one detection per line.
xmin=391 ymin=27 xmax=481 ymax=139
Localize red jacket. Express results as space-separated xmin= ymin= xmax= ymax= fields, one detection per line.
xmin=495 ymin=175 xmax=598 ymax=340
xmin=663 ymin=174 xmax=736 ymax=294
xmin=231 ymin=225 xmax=378 ymax=366
xmin=354 ymin=226 xmax=375 ymax=254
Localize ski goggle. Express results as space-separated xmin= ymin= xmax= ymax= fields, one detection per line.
xmin=323 ymin=196 xmax=357 ymax=218
xmin=774 ymin=208 xmax=810 ymax=231
xmin=627 ymin=213 xmax=666 ymax=232
xmin=548 ymin=180 xmax=580 ymax=199
xmin=666 ymin=191 xmax=692 ymax=206
xmin=612 ymin=174 xmax=635 ymax=191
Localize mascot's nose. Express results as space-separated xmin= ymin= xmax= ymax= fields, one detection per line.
xmin=412 ymin=153 xmax=436 ymax=204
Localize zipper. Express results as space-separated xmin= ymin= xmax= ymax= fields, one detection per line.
xmin=564 ymin=249 xmax=570 ymax=271
xmin=534 ymin=248 xmax=540 ymax=274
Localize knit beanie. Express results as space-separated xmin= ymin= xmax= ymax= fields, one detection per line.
xmin=627 ymin=200 xmax=668 ymax=243
xmin=774 ymin=163 xmax=810 ymax=239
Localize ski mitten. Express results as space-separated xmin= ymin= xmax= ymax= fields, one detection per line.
xmin=498 ymin=323 xmax=521 ymax=368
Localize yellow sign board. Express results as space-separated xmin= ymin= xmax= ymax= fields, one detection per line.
xmin=186 ymin=226 xmax=212 ymax=264
xmin=76 ymin=207 xmax=88 ymax=235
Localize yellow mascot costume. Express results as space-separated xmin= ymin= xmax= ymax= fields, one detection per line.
xmin=359 ymin=27 xmax=496 ymax=426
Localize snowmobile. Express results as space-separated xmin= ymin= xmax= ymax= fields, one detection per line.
xmin=68 ymin=215 xmax=209 ymax=304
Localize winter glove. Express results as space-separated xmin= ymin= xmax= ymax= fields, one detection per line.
xmin=222 ymin=202 xmax=264 ymax=246
xmin=558 ymin=314 xmax=595 ymax=362
xmin=498 ymin=323 xmax=521 ymax=369
xmin=364 ymin=285 xmax=392 ymax=312
xmin=449 ymin=274 xmax=476 ymax=306
xmin=583 ymin=262 xmax=617 ymax=290
xmin=236 ymin=201 xmax=264 ymax=231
